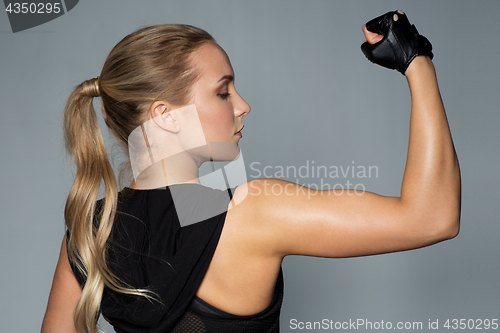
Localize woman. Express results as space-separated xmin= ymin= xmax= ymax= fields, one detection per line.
xmin=42 ymin=10 xmax=461 ymax=333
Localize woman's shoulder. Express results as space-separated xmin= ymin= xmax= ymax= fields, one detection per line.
xmin=223 ymin=179 xmax=293 ymax=253
xmin=232 ymin=177 xmax=291 ymax=199
xmin=230 ymin=178 xmax=301 ymax=215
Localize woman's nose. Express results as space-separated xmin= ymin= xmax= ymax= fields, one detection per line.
xmin=235 ymin=92 xmax=251 ymax=117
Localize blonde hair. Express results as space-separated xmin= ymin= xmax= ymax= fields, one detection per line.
xmin=63 ymin=24 xmax=214 ymax=333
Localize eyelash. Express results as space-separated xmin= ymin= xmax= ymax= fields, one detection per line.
xmin=218 ymin=92 xmax=231 ymax=100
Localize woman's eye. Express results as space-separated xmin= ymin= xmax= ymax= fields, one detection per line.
xmin=218 ymin=92 xmax=231 ymax=100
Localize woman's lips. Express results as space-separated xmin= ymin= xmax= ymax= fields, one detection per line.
xmin=235 ymin=125 xmax=243 ymax=137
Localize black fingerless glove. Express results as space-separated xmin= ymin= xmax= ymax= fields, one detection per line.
xmin=361 ymin=10 xmax=433 ymax=75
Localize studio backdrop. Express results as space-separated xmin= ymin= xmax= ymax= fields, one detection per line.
xmin=1 ymin=1 xmax=499 ymax=332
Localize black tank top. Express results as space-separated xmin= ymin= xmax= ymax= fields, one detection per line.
xmin=171 ymin=268 xmax=284 ymax=332
xmin=67 ymin=184 xmax=284 ymax=332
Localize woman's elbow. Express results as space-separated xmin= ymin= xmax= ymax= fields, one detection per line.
xmin=432 ymin=209 xmax=461 ymax=242
xmin=414 ymin=203 xmax=461 ymax=243
xmin=443 ymin=214 xmax=461 ymax=240
xmin=426 ymin=192 xmax=462 ymax=241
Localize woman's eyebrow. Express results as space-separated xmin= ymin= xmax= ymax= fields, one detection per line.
xmin=218 ymin=74 xmax=234 ymax=83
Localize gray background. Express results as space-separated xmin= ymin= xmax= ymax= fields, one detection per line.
xmin=1 ymin=0 xmax=499 ymax=332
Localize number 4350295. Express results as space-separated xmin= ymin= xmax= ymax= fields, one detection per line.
xmin=5 ymin=3 xmax=61 ymax=14
xmin=444 ymin=319 xmax=498 ymax=330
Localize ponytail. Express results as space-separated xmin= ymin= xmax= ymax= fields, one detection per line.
xmin=63 ymin=77 xmax=119 ymax=332
xmin=65 ymin=77 xmax=156 ymax=332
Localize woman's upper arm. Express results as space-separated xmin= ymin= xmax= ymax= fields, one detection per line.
xmin=232 ymin=178 xmax=457 ymax=259
xmin=41 ymin=235 xmax=81 ymax=333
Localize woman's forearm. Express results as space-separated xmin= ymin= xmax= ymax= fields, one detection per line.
xmin=400 ymin=56 xmax=461 ymax=237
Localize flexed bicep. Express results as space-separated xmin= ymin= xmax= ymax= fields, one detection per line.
xmin=241 ymin=178 xmax=456 ymax=259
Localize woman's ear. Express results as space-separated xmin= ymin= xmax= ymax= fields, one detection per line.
xmin=150 ymin=101 xmax=180 ymax=133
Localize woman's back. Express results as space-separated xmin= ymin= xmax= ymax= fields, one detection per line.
xmin=70 ymin=184 xmax=284 ymax=332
